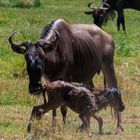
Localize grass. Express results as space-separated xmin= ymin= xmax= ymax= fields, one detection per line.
xmin=0 ymin=0 xmax=41 ymax=8
xmin=0 ymin=0 xmax=140 ymax=139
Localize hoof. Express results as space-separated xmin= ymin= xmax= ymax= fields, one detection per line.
xmin=27 ymin=124 xmax=31 ymax=133
xmin=77 ymin=125 xmax=84 ymax=133
xmin=98 ymin=132 xmax=103 ymax=135
xmin=115 ymin=127 xmax=124 ymax=134
xmin=27 ymin=126 xmax=31 ymax=133
xmin=88 ymin=133 xmax=92 ymax=137
xmin=119 ymin=103 xmax=125 ymax=112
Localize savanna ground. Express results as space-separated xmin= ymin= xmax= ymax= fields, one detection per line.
xmin=0 ymin=0 xmax=140 ymax=139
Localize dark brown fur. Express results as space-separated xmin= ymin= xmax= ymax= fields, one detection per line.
xmin=40 ymin=19 xmax=116 ymax=87
xmin=27 ymin=80 xmax=124 ymax=135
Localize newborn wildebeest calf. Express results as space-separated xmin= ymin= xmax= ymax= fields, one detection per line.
xmin=27 ymin=80 xmax=124 ymax=135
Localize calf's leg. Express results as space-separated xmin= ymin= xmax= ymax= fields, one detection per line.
xmin=42 ymin=90 xmax=47 ymax=104
xmin=27 ymin=103 xmax=58 ymax=133
xmin=79 ymin=114 xmax=92 ymax=136
xmin=52 ymin=109 xmax=57 ymax=125
xmin=52 ymin=106 xmax=67 ymax=125
xmin=115 ymin=109 xmax=124 ymax=133
xmin=60 ymin=105 xmax=67 ymax=124
xmin=92 ymin=114 xmax=103 ymax=134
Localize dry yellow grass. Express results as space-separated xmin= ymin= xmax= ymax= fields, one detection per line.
xmin=0 ymin=59 xmax=140 ymax=140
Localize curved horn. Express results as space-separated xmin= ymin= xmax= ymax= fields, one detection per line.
xmin=100 ymin=7 xmax=109 ymax=10
xmin=103 ymin=2 xmax=110 ymax=8
xmin=51 ymin=28 xmax=60 ymax=38
xmin=87 ymin=2 xmax=96 ymax=10
xmin=37 ymin=39 xmax=47 ymax=47
xmin=9 ymin=32 xmax=31 ymax=54
xmin=37 ymin=29 xmax=60 ymax=50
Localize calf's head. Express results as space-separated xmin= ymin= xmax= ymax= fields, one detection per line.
xmin=9 ymin=32 xmax=44 ymax=95
xmin=106 ymin=88 xmax=125 ymax=112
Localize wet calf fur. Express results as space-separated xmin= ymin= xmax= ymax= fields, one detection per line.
xmin=27 ymin=80 xmax=124 ymax=135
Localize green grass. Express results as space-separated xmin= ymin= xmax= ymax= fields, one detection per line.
xmin=0 ymin=0 xmax=140 ymax=139
xmin=0 ymin=0 xmax=41 ymax=8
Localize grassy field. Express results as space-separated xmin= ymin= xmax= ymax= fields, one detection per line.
xmin=0 ymin=0 xmax=140 ymax=139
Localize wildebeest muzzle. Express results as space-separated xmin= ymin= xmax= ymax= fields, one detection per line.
xmin=29 ymin=82 xmax=42 ymax=95
xmin=26 ymin=54 xmax=43 ymax=95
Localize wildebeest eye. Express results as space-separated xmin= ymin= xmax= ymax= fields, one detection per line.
xmin=42 ymin=43 xmax=50 ymax=48
xmin=42 ymin=44 xmax=56 ymax=52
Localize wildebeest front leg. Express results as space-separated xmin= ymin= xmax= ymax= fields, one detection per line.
xmin=102 ymin=52 xmax=125 ymax=109
xmin=117 ymin=9 xmax=125 ymax=31
xmin=102 ymin=57 xmax=117 ymax=88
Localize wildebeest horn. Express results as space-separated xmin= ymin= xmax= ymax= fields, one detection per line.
xmin=51 ymin=28 xmax=60 ymax=39
xmin=37 ymin=29 xmax=60 ymax=50
xmin=100 ymin=7 xmax=109 ymax=10
xmin=103 ymin=2 xmax=110 ymax=8
xmin=87 ymin=2 xmax=96 ymax=10
xmin=37 ymin=39 xmax=47 ymax=47
xmin=9 ymin=32 xmax=31 ymax=54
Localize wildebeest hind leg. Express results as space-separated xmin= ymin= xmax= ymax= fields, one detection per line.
xmin=102 ymin=59 xmax=125 ymax=109
xmin=101 ymin=60 xmax=117 ymax=88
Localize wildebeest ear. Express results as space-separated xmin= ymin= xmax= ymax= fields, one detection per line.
xmin=9 ymin=32 xmax=31 ymax=54
xmin=51 ymin=28 xmax=60 ymax=42
xmin=37 ymin=39 xmax=48 ymax=47
xmin=37 ymin=39 xmax=54 ymax=52
xmin=100 ymin=7 xmax=109 ymax=13
xmin=37 ymin=29 xmax=60 ymax=51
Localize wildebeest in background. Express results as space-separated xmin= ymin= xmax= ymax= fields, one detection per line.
xmin=85 ymin=2 xmax=114 ymax=28
xmin=27 ymin=80 xmax=124 ymax=134
xmin=85 ymin=0 xmax=140 ymax=31
xmin=9 ymin=18 xmax=125 ymax=125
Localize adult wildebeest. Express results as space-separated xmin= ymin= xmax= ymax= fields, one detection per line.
xmin=85 ymin=0 xmax=140 ymax=31
xmin=9 ymin=18 xmax=124 ymax=125
xmin=27 ymin=80 xmax=124 ymax=135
